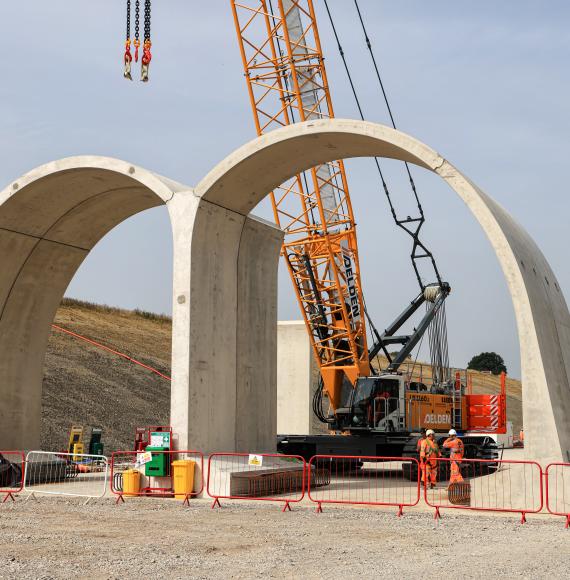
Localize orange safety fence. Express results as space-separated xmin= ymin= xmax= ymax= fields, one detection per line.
xmin=424 ymin=457 xmax=543 ymax=523
xmin=6 ymin=447 xmax=570 ymax=529
xmin=206 ymin=453 xmax=310 ymax=512
xmin=307 ymin=455 xmax=421 ymax=516
xmin=0 ymin=452 xmax=25 ymax=502
xmin=545 ymin=463 xmax=570 ymax=528
xmin=110 ymin=450 xmax=204 ymax=505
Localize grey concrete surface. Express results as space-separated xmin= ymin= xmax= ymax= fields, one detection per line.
xmin=277 ymin=321 xmax=316 ymax=435
xmin=196 ymin=119 xmax=570 ymax=463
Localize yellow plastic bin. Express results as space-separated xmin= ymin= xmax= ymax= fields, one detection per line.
xmin=172 ymin=460 xmax=195 ymax=500
xmin=122 ymin=469 xmax=141 ymax=496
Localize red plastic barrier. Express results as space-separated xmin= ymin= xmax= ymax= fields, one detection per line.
xmin=0 ymin=451 xmax=25 ymax=502
xmin=207 ymin=453 xmax=307 ymax=511
xmin=545 ymin=462 xmax=570 ymax=528
xmin=307 ymin=455 xmax=420 ymax=515
xmin=424 ymin=457 xmax=543 ymax=523
xmin=110 ymin=450 xmax=204 ymax=505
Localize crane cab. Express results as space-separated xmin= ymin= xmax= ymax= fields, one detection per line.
xmin=337 ymin=374 xmax=405 ymax=432
xmin=339 ymin=373 xmax=466 ymax=435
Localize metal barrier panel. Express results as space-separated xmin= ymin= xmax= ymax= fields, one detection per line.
xmin=307 ymin=455 xmax=421 ymax=515
xmin=545 ymin=463 xmax=570 ymax=528
xmin=424 ymin=458 xmax=543 ymax=523
xmin=207 ymin=453 xmax=306 ymax=511
xmin=0 ymin=451 xmax=25 ymax=502
xmin=110 ymin=450 xmax=204 ymax=504
xmin=24 ymin=451 xmax=108 ymax=499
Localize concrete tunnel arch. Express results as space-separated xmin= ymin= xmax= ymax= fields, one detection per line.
xmin=1 ymin=120 xmax=568 ymax=462
xmin=0 ymin=155 xmax=283 ymax=453
xmin=0 ymin=156 xmax=181 ymax=448
xmin=192 ymin=118 xmax=570 ymax=462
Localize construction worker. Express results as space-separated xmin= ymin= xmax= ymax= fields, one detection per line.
xmin=416 ymin=428 xmax=427 ymax=453
xmin=443 ymin=428 xmax=464 ymax=484
xmin=420 ymin=429 xmax=440 ymax=488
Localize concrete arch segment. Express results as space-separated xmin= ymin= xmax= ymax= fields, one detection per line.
xmin=197 ymin=119 xmax=570 ymax=462
xmin=0 ymin=156 xmax=283 ymax=453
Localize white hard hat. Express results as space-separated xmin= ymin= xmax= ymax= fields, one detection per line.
xmin=448 ymin=429 xmax=457 ymax=436
xmin=426 ymin=429 xmax=435 ymax=436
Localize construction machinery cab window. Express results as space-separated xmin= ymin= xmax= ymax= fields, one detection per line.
xmin=350 ymin=377 xmax=401 ymax=427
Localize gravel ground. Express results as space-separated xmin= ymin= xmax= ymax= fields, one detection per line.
xmin=0 ymin=496 xmax=567 ymax=579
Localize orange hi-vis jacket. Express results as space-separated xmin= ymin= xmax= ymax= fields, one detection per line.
xmin=443 ymin=437 xmax=464 ymax=459
xmin=420 ymin=438 xmax=440 ymax=462
xmin=416 ymin=436 xmax=426 ymax=453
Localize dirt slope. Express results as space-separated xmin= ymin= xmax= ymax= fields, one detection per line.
xmin=41 ymin=300 xmax=172 ymax=453
xmin=41 ymin=300 xmax=523 ymax=452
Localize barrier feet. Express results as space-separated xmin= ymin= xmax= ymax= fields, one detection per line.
xmin=315 ymin=502 xmax=323 ymax=514
xmin=182 ymin=494 xmax=191 ymax=507
xmin=397 ymin=505 xmax=403 ymax=518
xmin=565 ymin=515 xmax=569 ymax=529
xmin=434 ymin=507 xmax=441 ymax=520
xmin=520 ymin=512 xmax=527 ymax=524
xmin=211 ymin=498 xmax=222 ymax=509
xmin=282 ymin=501 xmax=292 ymax=513
xmin=115 ymin=494 xmax=125 ymax=505
xmin=2 ymin=492 xmax=16 ymax=503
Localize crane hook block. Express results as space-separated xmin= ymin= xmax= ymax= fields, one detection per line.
xmin=141 ymin=40 xmax=152 ymax=82
xmin=124 ymin=43 xmax=133 ymax=81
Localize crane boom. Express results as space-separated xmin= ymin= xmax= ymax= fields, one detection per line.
xmin=231 ymin=0 xmax=370 ymax=410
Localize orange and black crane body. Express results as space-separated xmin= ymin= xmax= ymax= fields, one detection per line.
xmin=230 ymin=0 xmax=504 ymax=466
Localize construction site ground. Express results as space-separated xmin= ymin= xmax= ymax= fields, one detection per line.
xmin=0 ymin=495 xmax=567 ymax=579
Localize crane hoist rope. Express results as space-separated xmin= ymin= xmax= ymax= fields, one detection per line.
xmin=322 ymin=0 xmax=451 ymax=384
xmin=124 ymin=0 xmax=152 ymax=82
xmin=322 ymin=0 xmax=443 ymax=293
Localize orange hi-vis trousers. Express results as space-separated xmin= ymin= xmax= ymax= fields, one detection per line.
xmin=443 ymin=437 xmax=464 ymax=485
xmin=449 ymin=458 xmax=464 ymax=484
xmin=422 ymin=459 xmax=438 ymax=485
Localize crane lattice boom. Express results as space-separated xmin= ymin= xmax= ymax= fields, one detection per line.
xmin=230 ymin=0 xmax=369 ymax=409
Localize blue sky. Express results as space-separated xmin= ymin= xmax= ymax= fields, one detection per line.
xmin=1 ymin=1 xmax=568 ymax=378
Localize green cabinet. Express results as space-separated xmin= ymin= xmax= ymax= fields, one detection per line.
xmin=145 ymin=446 xmax=170 ymax=477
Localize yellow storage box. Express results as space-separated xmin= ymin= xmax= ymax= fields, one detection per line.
xmin=122 ymin=469 xmax=141 ymax=496
xmin=172 ymin=460 xmax=195 ymax=500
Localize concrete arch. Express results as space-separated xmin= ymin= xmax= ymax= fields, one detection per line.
xmin=0 ymin=156 xmax=283 ymax=452
xmin=0 ymin=156 xmax=182 ymax=448
xmin=194 ymin=119 xmax=570 ymax=462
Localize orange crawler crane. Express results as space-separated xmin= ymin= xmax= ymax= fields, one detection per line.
xmin=230 ymin=1 xmax=505 ymax=470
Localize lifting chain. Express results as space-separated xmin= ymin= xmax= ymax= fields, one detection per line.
xmin=134 ymin=0 xmax=140 ymax=62
xmin=141 ymin=0 xmax=152 ymax=82
xmin=123 ymin=0 xmax=152 ymax=82
xmin=123 ymin=0 xmax=133 ymax=80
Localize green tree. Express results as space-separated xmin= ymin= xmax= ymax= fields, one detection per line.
xmin=467 ymin=352 xmax=507 ymax=375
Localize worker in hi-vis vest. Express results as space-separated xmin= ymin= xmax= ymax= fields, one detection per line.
xmin=443 ymin=428 xmax=464 ymax=485
xmin=416 ymin=428 xmax=427 ymax=453
xmin=420 ymin=429 xmax=440 ymax=488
